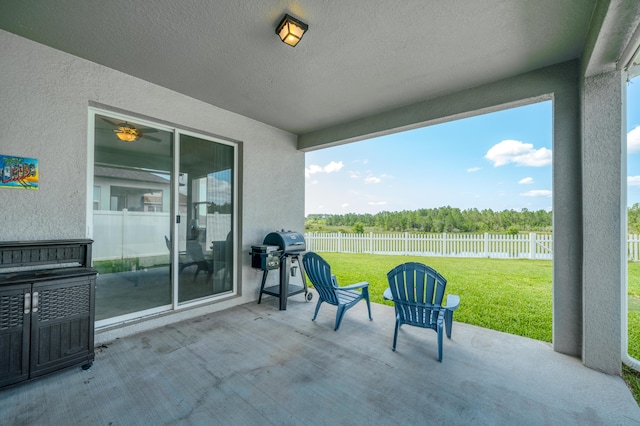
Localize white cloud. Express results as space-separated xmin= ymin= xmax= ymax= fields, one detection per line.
xmin=348 ymin=170 xmax=360 ymax=179
xmin=628 ymin=176 xmax=640 ymax=187
xmin=341 ymin=203 xmax=349 ymax=208
xmin=368 ymin=201 xmax=387 ymax=206
xmin=305 ymin=165 xmax=322 ymax=175
xmin=324 ymin=161 xmax=344 ymax=173
xmin=518 ymin=177 xmax=534 ymax=184
xmin=485 ymin=139 xmax=552 ymax=167
xmin=305 ymin=161 xmax=344 ymax=178
xmin=209 ymin=177 xmax=232 ymax=204
xmin=467 ymin=167 xmax=481 ymax=173
xmin=364 ymin=176 xmax=381 ymax=184
xmin=520 ymin=189 xmax=552 ymax=197
xmin=628 ymin=126 xmax=640 ymax=153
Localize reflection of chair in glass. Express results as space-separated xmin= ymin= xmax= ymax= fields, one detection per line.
xmin=164 ymin=235 xmax=211 ymax=280
xmin=186 ymin=240 xmax=212 ymax=281
xmin=386 ymin=262 xmax=460 ymax=362
xmin=165 ymin=235 xmax=185 ymax=272
xmin=302 ymin=251 xmax=372 ymax=331
xmin=210 ymin=231 xmax=233 ymax=288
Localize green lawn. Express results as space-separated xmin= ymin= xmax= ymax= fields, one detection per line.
xmin=313 ymin=252 xmax=640 ymax=356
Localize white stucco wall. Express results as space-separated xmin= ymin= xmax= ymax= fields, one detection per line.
xmin=0 ymin=30 xmax=305 ymax=340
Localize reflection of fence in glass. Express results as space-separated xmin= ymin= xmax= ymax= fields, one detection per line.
xmin=93 ymin=210 xmax=231 ymax=262
xmin=305 ymin=232 xmax=555 ymax=260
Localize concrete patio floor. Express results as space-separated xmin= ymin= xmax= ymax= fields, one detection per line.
xmin=1 ymin=293 xmax=639 ymax=425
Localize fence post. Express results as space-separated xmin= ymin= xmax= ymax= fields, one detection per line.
xmin=404 ymin=232 xmax=409 ymax=255
xmin=484 ymin=232 xmax=489 ymax=257
xmin=442 ymin=232 xmax=447 ymax=256
xmin=338 ymin=232 xmax=342 ymax=253
xmin=529 ymin=232 xmax=536 ymax=260
xmin=369 ymin=232 xmax=373 ymax=254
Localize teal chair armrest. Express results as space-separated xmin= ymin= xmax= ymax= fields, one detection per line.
xmin=337 ymin=282 xmax=369 ymax=291
xmin=383 ymin=287 xmax=392 ymax=300
xmin=444 ymin=294 xmax=460 ymax=311
xmin=442 ymin=294 xmax=459 ymax=339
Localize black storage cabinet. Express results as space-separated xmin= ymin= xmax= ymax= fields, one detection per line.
xmin=0 ymin=239 xmax=97 ymax=389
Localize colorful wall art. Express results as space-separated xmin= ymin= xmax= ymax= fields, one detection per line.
xmin=1 ymin=155 xmax=39 ymax=190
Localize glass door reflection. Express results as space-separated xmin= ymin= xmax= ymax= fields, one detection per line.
xmin=93 ymin=113 xmax=173 ymax=321
xmin=178 ymin=134 xmax=234 ymax=303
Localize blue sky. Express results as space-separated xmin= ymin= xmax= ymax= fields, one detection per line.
xmin=306 ymin=76 xmax=640 ymax=216
xmin=627 ymin=76 xmax=640 ymax=206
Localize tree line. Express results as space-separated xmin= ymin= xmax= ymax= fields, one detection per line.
xmin=627 ymin=203 xmax=640 ymax=234
xmin=308 ymin=204 xmax=640 ymax=234
xmin=306 ymin=206 xmax=552 ymax=233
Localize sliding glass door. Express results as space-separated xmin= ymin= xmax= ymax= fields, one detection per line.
xmin=177 ymin=133 xmax=234 ymax=303
xmin=91 ymin=110 xmax=236 ymax=325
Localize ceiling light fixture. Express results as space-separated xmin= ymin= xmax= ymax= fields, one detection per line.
xmin=276 ymin=14 xmax=308 ymax=47
xmin=114 ymin=125 xmax=141 ymax=142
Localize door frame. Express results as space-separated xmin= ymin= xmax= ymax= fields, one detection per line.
xmin=87 ymin=107 xmax=238 ymax=328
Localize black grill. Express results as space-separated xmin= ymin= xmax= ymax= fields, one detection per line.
xmin=263 ymin=231 xmax=306 ymax=254
xmin=251 ymin=230 xmax=311 ymax=310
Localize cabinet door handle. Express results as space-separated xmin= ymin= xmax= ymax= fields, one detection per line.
xmin=32 ymin=291 xmax=39 ymax=313
xmin=24 ymin=292 xmax=31 ymax=314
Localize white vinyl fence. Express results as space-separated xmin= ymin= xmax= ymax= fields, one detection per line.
xmin=91 ymin=214 xmax=640 ymax=262
xmin=92 ymin=210 xmax=231 ymax=262
xmin=306 ymin=232 xmax=640 ymax=261
xmin=628 ymin=234 xmax=640 ymax=262
xmin=304 ymin=232 xmax=554 ymax=259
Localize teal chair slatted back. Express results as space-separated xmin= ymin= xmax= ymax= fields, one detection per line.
xmin=303 ymin=252 xmax=372 ymax=331
xmin=387 ymin=262 xmax=459 ymax=361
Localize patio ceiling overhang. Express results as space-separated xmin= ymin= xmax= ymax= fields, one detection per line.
xmin=2 ymin=0 xmax=639 ymax=142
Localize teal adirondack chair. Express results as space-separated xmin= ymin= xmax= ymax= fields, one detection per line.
xmin=386 ymin=262 xmax=460 ymax=361
xmin=302 ymin=252 xmax=373 ymax=331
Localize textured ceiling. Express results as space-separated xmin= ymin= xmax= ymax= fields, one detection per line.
xmin=0 ymin=0 xmax=600 ymax=135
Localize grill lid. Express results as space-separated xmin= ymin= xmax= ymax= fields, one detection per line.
xmin=263 ymin=230 xmax=306 ymax=253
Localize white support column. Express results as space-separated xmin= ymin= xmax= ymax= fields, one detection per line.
xmin=582 ymin=70 xmax=625 ymax=375
xmin=551 ymin=62 xmax=583 ymax=358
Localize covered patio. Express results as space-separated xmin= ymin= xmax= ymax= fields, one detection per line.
xmin=2 ymin=1 xmax=640 ymax=415
xmin=2 ymin=295 xmax=638 ymax=425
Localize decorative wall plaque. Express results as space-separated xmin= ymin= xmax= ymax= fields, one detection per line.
xmin=1 ymin=155 xmax=39 ymax=190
